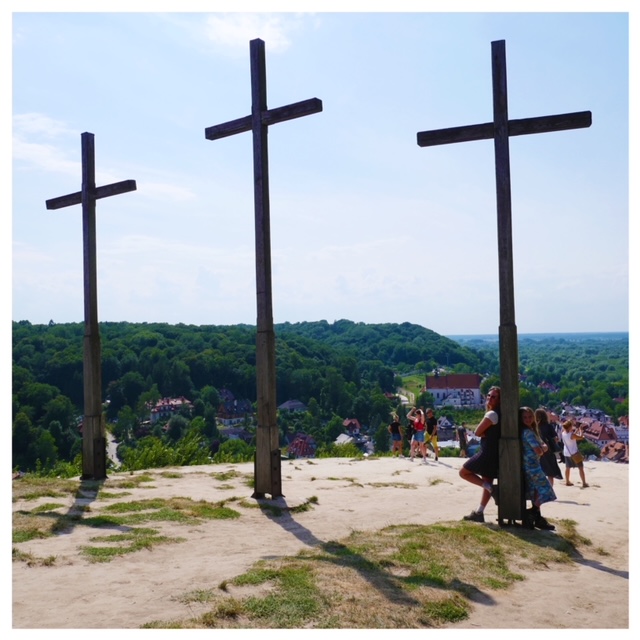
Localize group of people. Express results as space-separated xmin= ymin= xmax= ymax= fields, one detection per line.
xmin=390 ymin=386 xmax=589 ymax=531
xmin=388 ymin=407 xmax=440 ymax=462
xmin=459 ymin=386 xmax=589 ymax=529
xmin=389 ymin=409 xmax=477 ymax=461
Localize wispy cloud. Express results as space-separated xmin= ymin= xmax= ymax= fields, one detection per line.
xmin=13 ymin=112 xmax=197 ymax=201
xmin=13 ymin=137 xmax=80 ymax=178
xmin=13 ymin=112 xmax=79 ymax=176
xmin=203 ymin=13 xmax=301 ymax=52
xmin=13 ymin=113 xmax=76 ymax=138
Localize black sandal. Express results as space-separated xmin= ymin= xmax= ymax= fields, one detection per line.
xmin=534 ymin=515 xmax=556 ymax=531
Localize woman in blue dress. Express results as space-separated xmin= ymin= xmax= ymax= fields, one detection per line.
xmin=519 ymin=407 xmax=557 ymax=530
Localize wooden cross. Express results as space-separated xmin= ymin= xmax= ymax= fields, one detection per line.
xmin=417 ymin=40 xmax=591 ymax=524
xmin=205 ymin=38 xmax=322 ymax=498
xmin=46 ymin=132 xmax=137 ymax=480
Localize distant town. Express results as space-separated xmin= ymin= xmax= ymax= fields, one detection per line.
xmin=142 ymin=371 xmax=629 ymax=464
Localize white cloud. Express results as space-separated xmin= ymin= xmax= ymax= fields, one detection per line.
xmin=13 ymin=137 xmax=80 ymax=178
xmin=13 ymin=113 xmax=198 ymax=202
xmin=204 ymin=14 xmax=298 ymax=52
xmin=13 ymin=113 xmax=76 ymax=138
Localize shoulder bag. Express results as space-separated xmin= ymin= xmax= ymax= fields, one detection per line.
xmin=570 ymin=451 xmax=584 ymax=464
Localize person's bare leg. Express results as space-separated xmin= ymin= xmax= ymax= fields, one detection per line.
xmin=565 ymin=466 xmax=573 ymax=485
xmin=479 ymin=481 xmax=492 ymax=509
xmin=459 ymin=467 xmax=484 ymax=488
xmin=579 ymin=466 xmax=588 ymax=486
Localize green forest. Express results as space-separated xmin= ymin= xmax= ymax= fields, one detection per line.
xmin=11 ymin=320 xmax=628 ymax=474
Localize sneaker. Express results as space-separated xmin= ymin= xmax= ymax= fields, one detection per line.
xmin=435 ymin=456 xmax=439 ymax=461
xmin=491 ymin=485 xmax=499 ymax=505
xmin=462 ymin=510 xmax=485 ymax=523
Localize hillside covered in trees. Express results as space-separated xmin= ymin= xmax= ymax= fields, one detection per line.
xmin=12 ymin=320 xmax=627 ymax=473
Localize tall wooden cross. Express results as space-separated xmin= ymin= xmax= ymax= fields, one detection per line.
xmin=46 ymin=132 xmax=137 ymax=480
xmin=417 ymin=40 xmax=591 ymax=524
xmin=205 ymin=38 xmax=323 ymax=498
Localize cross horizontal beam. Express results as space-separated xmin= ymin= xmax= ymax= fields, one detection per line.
xmin=205 ymin=98 xmax=323 ymax=140
xmin=45 ymin=179 xmax=137 ymax=210
xmin=417 ymin=110 xmax=592 ymax=147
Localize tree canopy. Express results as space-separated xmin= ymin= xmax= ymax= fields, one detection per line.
xmin=12 ymin=320 xmax=627 ymax=473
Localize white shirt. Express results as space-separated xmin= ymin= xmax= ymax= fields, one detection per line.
xmin=561 ymin=430 xmax=578 ymax=456
xmin=485 ymin=410 xmax=499 ymax=424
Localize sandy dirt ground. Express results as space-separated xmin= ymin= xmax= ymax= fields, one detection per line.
xmin=10 ymin=455 xmax=632 ymax=634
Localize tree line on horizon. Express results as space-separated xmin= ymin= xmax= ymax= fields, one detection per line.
xmin=11 ymin=319 xmax=628 ymax=474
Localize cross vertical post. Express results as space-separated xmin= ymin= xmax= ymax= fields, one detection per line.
xmin=46 ymin=132 xmax=137 ymax=480
xmin=251 ymin=40 xmax=279 ymax=500
xmin=416 ymin=40 xmax=591 ymax=524
xmin=491 ymin=40 xmax=522 ymax=523
xmin=205 ymin=38 xmax=322 ymax=498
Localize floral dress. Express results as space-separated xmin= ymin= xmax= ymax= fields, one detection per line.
xmin=521 ymin=428 xmax=557 ymax=506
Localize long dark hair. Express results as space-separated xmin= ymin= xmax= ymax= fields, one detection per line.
xmin=535 ymin=408 xmax=549 ymax=427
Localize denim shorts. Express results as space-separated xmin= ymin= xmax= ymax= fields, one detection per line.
xmin=413 ymin=431 xmax=425 ymax=443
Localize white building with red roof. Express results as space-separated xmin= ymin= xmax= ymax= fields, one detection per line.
xmin=425 ymin=373 xmax=483 ymax=408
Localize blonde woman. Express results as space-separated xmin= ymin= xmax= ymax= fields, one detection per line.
xmin=520 ymin=407 xmax=557 ymax=530
xmin=561 ymin=419 xmax=589 ymax=487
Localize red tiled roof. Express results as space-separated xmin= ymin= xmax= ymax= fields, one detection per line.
xmin=425 ymin=373 xmax=482 ymax=390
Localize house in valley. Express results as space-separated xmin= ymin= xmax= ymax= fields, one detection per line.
xmin=425 ymin=373 xmax=483 ymax=408
xmin=599 ymin=441 xmax=628 ymax=463
xmin=217 ymin=388 xmax=253 ymax=426
xmin=287 ymin=433 xmax=317 ymax=458
xmin=343 ymin=418 xmax=362 ymax=435
xmin=278 ymin=399 xmax=308 ymax=412
xmin=149 ymin=396 xmax=193 ymax=423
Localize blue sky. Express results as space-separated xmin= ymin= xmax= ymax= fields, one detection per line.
xmin=7 ymin=3 xmax=633 ymax=336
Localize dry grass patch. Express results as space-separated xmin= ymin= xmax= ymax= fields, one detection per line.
xmin=100 ymin=496 xmax=242 ymax=524
xmin=12 ymin=476 xmax=80 ymax=502
xmin=237 ymin=496 xmax=319 ymax=517
xmin=12 ymin=485 xmax=243 ymax=563
xmin=366 ymin=482 xmax=418 ymax=489
xmin=103 ymin=472 xmax=157 ymax=489
xmin=209 ymin=469 xmax=242 ymax=482
xmin=326 ymin=477 xmax=364 ymax=487
xmin=12 ymin=547 xmax=57 ymax=567
xmin=80 ymin=527 xmax=185 ymax=562
xmin=145 ymin=520 xmax=578 ymax=629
